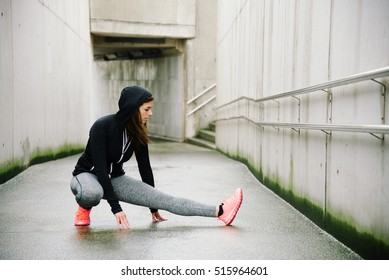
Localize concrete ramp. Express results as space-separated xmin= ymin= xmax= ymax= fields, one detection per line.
xmin=0 ymin=141 xmax=360 ymax=260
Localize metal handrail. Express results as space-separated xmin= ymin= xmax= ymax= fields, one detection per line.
xmin=216 ymin=66 xmax=389 ymax=110
xmin=187 ymin=96 xmax=216 ymax=116
xmin=187 ymin=83 xmax=216 ymax=105
xmin=215 ymin=66 xmax=389 ymax=136
xmin=186 ymin=83 xmax=217 ymax=117
xmin=216 ymin=116 xmax=389 ymax=135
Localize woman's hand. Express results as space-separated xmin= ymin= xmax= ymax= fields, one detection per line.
xmin=151 ymin=211 xmax=167 ymax=223
xmin=114 ymin=211 xmax=131 ymax=229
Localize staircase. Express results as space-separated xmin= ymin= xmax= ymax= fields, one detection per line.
xmin=186 ymin=122 xmax=216 ymax=150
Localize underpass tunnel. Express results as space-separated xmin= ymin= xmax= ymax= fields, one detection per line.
xmin=91 ymin=34 xmax=187 ymax=141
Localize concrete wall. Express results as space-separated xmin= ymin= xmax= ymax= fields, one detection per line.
xmin=216 ymin=0 xmax=389 ymax=258
xmin=90 ymin=0 xmax=196 ymax=38
xmin=185 ymin=0 xmax=217 ymax=137
xmin=0 ymin=0 xmax=93 ymax=181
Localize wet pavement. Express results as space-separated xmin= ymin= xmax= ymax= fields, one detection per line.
xmin=0 ymin=141 xmax=361 ymax=260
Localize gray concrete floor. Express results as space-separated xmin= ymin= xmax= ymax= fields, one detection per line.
xmin=0 ymin=141 xmax=361 ymax=260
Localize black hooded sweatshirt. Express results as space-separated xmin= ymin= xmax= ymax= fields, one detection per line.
xmin=72 ymin=86 xmax=157 ymax=214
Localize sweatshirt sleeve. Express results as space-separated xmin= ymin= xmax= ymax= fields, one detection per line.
xmin=135 ymin=144 xmax=158 ymax=213
xmin=89 ymin=121 xmax=123 ymax=214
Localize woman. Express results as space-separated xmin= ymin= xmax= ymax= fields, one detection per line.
xmin=70 ymin=86 xmax=243 ymax=229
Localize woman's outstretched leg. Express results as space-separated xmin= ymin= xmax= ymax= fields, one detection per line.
xmin=111 ymin=175 xmax=217 ymax=217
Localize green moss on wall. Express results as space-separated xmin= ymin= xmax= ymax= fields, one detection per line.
xmin=220 ymin=150 xmax=389 ymax=259
xmin=0 ymin=144 xmax=83 ymax=185
xmin=29 ymin=144 xmax=83 ymax=165
xmin=325 ymin=213 xmax=389 ymax=259
xmin=0 ymin=160 xmax=25 ymax=185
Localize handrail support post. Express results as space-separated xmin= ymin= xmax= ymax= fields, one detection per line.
xmin=291 ymin=95 xmax=301 ymax=133
xmin=371 ymin=79 xmax=386 ymax=141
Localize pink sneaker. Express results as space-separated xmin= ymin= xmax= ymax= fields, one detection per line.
xmin=74 ymin=206 xmax=92 ymax=226
xmin=218 ymin=188 xmax=243 ymax=225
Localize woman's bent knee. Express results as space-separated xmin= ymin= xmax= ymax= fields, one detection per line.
xmin=70 ymin=174 xmax=104 ymax=208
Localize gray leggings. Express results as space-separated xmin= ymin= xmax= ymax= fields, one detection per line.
xmin=70 ymin=173 xmax=216 ymax=217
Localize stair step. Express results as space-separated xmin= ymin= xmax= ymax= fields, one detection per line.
xmin=186 ymin=137 xmax=216 ymax=150
xmin=209 ymin=122 xmax=216 ymax=132
xmin=198 ymin=129 xmax=215 ymax=143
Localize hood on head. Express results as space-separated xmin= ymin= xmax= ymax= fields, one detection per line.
xmin=115 ymin=86 xmax=152 ymax=127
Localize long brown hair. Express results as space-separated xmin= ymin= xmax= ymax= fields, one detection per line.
xmin=125 ymin=96 xmax=154 ymax=150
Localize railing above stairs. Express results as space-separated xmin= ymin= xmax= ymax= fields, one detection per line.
xmin=186 ymin=83 xmax=217 ymax=149
xmin=187 ymin=83 xmax=216 ymax=116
